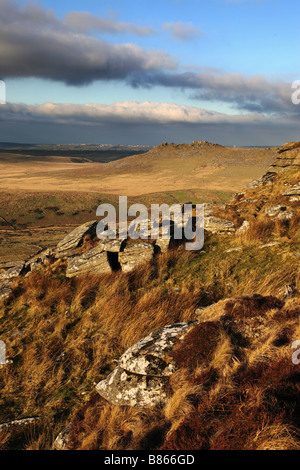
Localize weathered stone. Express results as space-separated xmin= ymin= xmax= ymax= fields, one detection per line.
xmin=204 ymin=216 xmax=235 ymax=233
xmin=278 ymin=211 xmax=294 ymax=221
xmin=225 ymin=247 xmax=242 ymax=253
xmin=0 ymin=260 xmax=25 ymax=270
xmin=97 ymin=238 xmax=126 ymax=253
xmin=55 ymin=221 xmax=97 ymax=258
xmin=247 ymin=179 xmax=263 ymax=189
xmin=96 ymin=365 xmax=168 ymax=408
xmin=66 ymin=246 xmax=113 ymax=278
xmin=278 ymin=142 xmax=300 ymax=153
xmin=236 ymin=220 xmax=249 ymax=235
xmin=283 ymin=182 xmax=300 ymax=197
xmin=0 ymin=417 xmax=41 ymax=432
xmin=118 ymin=242 xmax=154 ymax=273
xmin=267 ymin=143 xmax=300 ymax=174
xmin=52 ymin=424 xmax=71 ymax=450
xmin=246 ymin=172 xmax=276 ymax=189
xmin=119 ymin=322 xmax=196 ymax=376
xmin=259 ymin=241 xmax=281 ymax=249
xmin=0 ymin=263 xmax=24 ymax=282
xmin=0 ymin=283 xmax=12 ymax=301
xmin=96 ymin=322 xmax=196 ymax=407
xmin=265 ymin=205 xmax=287 ymax=217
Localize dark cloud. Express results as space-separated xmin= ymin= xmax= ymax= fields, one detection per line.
xmin=128 ymin=71 xmax=294 ymax=114
xmin=0 ymin=0 xmax=175 ymax=85
xmin=63 ymin=11 xmax=156 ymax=36
xmin=0 ymin=100 xmax=297 ymax=146
xmin=0 ymin=0 xmax=296 ymax=117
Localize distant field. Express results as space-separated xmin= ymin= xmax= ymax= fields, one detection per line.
xmin=0 ymin=143 xmax=276 ymax=260
xmin=0 ymin=143 xmax=276 ymax=195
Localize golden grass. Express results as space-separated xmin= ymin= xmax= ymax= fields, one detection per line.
xmin=0 ymin=167 xmax=299 ymax=450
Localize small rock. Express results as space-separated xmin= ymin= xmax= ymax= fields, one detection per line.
xmin=236 ymin=220 xmax=249 ymax=235
xmin=204 ymin=216 xmax=235 ymax=233
xmin=225 ymin=247 xmax=242 ymax=253
xmin=264 ymin=205 xmax=286 ymax=217
xmin=278 ymin=211 xmax=294 ymax=221
xmin=283 ymin=182 xmax=300 ymax=197
xmin=52 ymin=424 xmax=71 ymax=450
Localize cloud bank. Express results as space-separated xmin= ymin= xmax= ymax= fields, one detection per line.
xmin=0 ymin=0 xmax=176 ymax=85
xmin=0 ymin=100 xmax=297 ymax=146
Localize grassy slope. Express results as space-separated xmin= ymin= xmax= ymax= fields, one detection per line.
xmin=0 ymin=169 xmax=299 ymax=449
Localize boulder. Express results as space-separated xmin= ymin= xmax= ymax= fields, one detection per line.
xmin=0 ymin=281 xmax=13 ymax=301
xmin=204 ymin=216 xmax=235 ymax=233
xmin=247 ymin=172 xmax=276 ymax=189
xmin=0 ymin=263 xmax=24 ymax=282
xmin=267 ymin=143 xmax=300 ymax=174
xmin=118 ymin=242 xmax=154 ymax=273
xmin=96 ymin=366 xmax=168 ymax=408
xmin=264 ymin=205 xmax=287 ymax=217
xmin=55 ymin=221 xmax=97 ymax=258
xmin=66 ymin=245 xmax=113 ymax=278
xmin=96 ymin=322 xmax=196 ymax=407
xmin=278 ymin=142 xmax=300 ymax=153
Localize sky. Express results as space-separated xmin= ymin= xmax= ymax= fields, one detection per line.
xmin=0 ymin=0 xmax=299 ymax=146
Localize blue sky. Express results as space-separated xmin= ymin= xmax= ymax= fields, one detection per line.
xmin=0 ymin=0 xmax=300 ymax=145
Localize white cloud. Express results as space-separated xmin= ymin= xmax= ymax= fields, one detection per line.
xmin=163 ymin=22 xmax=204 ymax=41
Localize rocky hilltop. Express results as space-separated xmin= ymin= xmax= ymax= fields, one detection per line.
xmin=249 ymin=141 xmax=300 ymax=188
xmin=0 ymin=142 xmax=299 ymax=450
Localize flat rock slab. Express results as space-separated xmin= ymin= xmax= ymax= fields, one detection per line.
xmin=66 ymin=246 xmax=112 ymax=278
xmin=283 ymin=182 xmax=300 ymax=196
xmin=118 ymin=242 xmax=154 ymax=273
xmin=97 ymin=238 xmax=126 ymax=253
xmin=0 ymin=417 xmax=41 ymax=432
xmin=0 ymin=260 xmax=25 ymax=270
xmin=204 ymin=216 xmax=235 ymax=232
xmin=278 ymin=142 xmax=300 ymax=153
xmin=0 ymin=263 xmax=24 ymax=282
xmin=55 ymin=221 xmax=97 ymax=258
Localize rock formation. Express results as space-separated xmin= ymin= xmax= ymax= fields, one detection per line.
xmin=96 ymin=322 xmax=196 ymax=407
xmin=55 ymin=220 xmax=97 ymax=258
